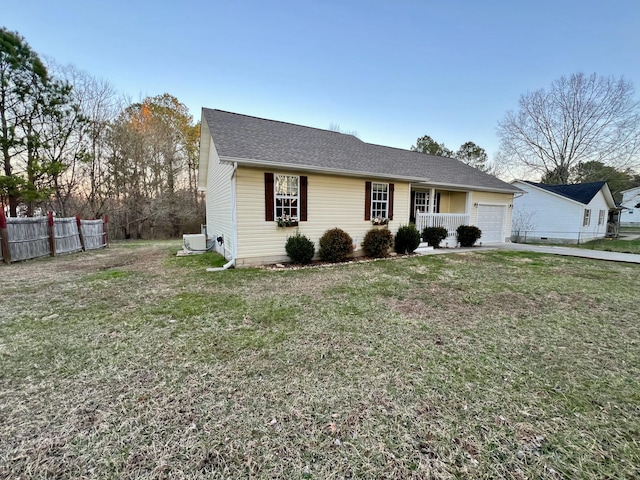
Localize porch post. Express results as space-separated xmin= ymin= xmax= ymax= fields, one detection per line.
xmin=429 ymin=188 xmax=435 ymax=214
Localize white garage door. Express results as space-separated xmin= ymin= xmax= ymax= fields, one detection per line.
xmin=477 ymin=205 xmax=505 ymax=243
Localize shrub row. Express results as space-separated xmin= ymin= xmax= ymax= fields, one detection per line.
xmin=421 ymin=225 xmax=483 ymax=248
xmin=285 ymin=225 xmax=423 ymax=264
xmin=285 ymin=224 xmax=482 ymax=264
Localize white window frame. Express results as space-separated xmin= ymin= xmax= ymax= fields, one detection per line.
xmin=274 ymin=174 xmax=299 ymax=220
xmin=414 ymin=191 xmax=427 ymax=215
xmin=414 ymin=191 xmax=439 ymax=214
xmin=598 ymin=210 xmax=605 ymax=225
xmin=583 ymin=209 xmax=591 ymax=227
xmin=371 ymin=182 xmax=389 ymax=220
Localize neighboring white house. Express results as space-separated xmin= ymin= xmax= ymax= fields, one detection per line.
xmin=510 ymin=181 xmax=616 ymax=244
xmin=199 ymin=109 xmax=522 ymax=266
xmin=619 ymin=186 xmax=640 ymax=226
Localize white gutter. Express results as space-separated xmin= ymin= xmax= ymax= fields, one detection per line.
xmin=207 ymin=162 xmax=238 ymax=272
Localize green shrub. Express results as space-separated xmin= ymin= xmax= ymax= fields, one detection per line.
xmin=363 ymin=228 xmax=394 ymax=257
xmin=457 ymin=225 xmax=482 ymax=247
xmin=319 ymin=228 xmax=353 ymax=262
xmin=395 ymin=224 xmax=421 ymax=254
xmin=422 ymin=226 xmax=448 ymax=248
xmin=285 ymin=232 xmax=315 ymax=264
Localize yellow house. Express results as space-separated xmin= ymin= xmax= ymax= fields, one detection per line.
xmin=198 ymin=109 xmax=521 ymax=267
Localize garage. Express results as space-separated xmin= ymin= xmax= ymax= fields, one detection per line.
xmin=477 ymin=204 xmax=506 ymax=243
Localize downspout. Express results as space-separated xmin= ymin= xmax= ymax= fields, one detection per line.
xmin=207 ymin=162 xmax=238 ymax=271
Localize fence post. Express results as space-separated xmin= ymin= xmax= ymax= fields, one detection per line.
xmin=103 ymin=214 xmax=109 ymax=247
xmin=48 ymin=211 xmax=56 ymax=256
xmin=0 ymin=208 xmax=10 ymax=264
xmin=76 ymin=215 xmax=86 ymax=251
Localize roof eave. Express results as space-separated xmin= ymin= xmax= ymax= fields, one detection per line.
xmin=219 ymin=156 xmax=428 ymax=183
xmin=222 ymin=156 xmax=521 ymax=193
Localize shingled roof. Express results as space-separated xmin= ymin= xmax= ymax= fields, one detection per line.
xmin=523 ymin=181 xmax=608 ymax=205
xmin=202 ymin=108 xmax=520 ymax=194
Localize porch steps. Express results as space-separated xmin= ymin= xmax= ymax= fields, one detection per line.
xmin=414 ymin=242 xmax=434 ymax=254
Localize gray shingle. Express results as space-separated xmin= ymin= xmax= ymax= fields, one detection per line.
xmin=203 ymin=108 xmax=520 ymax=193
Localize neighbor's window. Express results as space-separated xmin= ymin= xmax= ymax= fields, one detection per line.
xmin=598 ymin=210 xmax=605 ymax=225
xmin=583 ymin=209 xmax=591 ymax=227
xmin=275 ymin=174 xmax=299 ymax=219
xmin=371 ymin=182 xmax=389 ymax=219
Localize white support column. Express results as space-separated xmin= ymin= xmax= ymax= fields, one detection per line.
xmin=429 ymin=188 xmax=435 ymax=214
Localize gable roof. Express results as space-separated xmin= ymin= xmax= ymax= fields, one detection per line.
xmin=519 ymin=180 xmax=615 ymax=207
xmin=200 ymin=108 xmax=521 ymax=194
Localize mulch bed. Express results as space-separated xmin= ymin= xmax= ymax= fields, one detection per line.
xmin=261 ymin=252 xmax=420 ymax=270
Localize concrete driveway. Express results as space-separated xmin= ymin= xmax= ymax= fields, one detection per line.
xmin=498 ymin=242 xmax=640 ymax=264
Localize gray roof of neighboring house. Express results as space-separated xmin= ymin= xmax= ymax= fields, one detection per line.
xmin=202 ymin=108 xmax=521 ymax=193
xmin=523 ymin=181 xmax=607 ymax=205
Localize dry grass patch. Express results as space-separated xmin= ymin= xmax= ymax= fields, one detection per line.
xmin=1 ymin=243 xmax=639 ymax=479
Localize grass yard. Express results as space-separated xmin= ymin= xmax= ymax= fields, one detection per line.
xmin=1 ymin=241 xmax=639 ymax=479
xmin=579 ymin=238 xmax=640 ymax=254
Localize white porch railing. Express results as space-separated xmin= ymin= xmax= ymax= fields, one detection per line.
xmin=415 ymin=213 xmax=470 ymax=239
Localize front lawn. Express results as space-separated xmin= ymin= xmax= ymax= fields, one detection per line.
xmin=1 ymin=243 xmax=639 ymax=479
xmin=579 ymin=237 xmax=640 ymax=254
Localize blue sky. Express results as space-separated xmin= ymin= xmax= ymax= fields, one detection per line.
xmin=4 ymin=1 xmax=640 ymax=164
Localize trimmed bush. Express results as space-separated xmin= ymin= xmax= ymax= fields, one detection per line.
xmin=363 ymin=228 xmax=394 ymax=258
xmin=319 ymin=228 xmax=353 ymax=262
xmin=394 ymin=224 xmax=421 ymax=254
xmin=457 ymin=225 xmax=482 ymax=247
xmin=422 ymin=226 xmax=448 ymax=248
xmin=285 ymin=232 xmax=315 ymax=264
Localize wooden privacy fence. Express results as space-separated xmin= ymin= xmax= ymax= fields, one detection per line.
xmin=0 ymin=211 xmax=108 ymax=264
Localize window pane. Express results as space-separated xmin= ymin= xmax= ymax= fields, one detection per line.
xmin=371 ymin=183 xmax=389 ymax=219
xmin=274 ymin=175 xmax=300 ymax=219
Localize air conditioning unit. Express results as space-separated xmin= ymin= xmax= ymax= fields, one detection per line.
xmin=182 ymin=234 xmax=206 ymax=252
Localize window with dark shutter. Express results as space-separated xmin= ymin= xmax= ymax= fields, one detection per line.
xmin=266 ymin=173 xmax=307 ymax=223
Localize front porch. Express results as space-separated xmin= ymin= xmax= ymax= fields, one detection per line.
xmin=411 ymin=187 xmax=471 ymax=246
xmin=415 ymin=212 xmax=470 ymax=244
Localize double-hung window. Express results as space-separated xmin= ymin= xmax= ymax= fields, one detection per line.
xmin=265 ymin=173 xmax=307 ymax=223
xmin=275 ymin=174 xmax=299 ymax=220
xmin=371 ymin=182 xmax=389 ymax=220
xmin=365 ymin=181 xmax=394 ymax=222
xmin=598 ymin=210 xmax=605 ymax=225
xmin=583 ymin=209 xmax=591 ymax=227
xmin=414 ymin=192 xmax=427 ymax=214
xmin=413 ymin=191 xmax=440 ymax=214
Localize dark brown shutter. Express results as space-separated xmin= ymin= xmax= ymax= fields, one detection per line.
xmin=410 ymin=190 xmax=416 ymax=223
xmin=388 ymin=183 xmax=395 ymax=221
xmin=264 ymin=172 xmax=274 ymax=221
xmin=365 ymin=181 xmax=372 ymax=220
xmin=300 ymin=176 xmax=308 ymax=221
xmin=436 ymin=192 xmax=441 ymax=213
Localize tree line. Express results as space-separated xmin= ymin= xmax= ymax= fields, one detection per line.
xmin=412 ymin=72 xmax=640 ymax=202
xmin=0 ymin=28 xmax=202 ymax=239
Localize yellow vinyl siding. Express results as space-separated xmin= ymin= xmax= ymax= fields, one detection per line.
xmin=437 ymin=191 xmax=467 ymax=213
xmin=235 ymin=167 xmax=410 ymax=265
xmin=448 ymin=191 xmax=467 ymax=213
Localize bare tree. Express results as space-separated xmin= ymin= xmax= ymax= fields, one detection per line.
xmin=328 ymin=123 xmax=359 ymax=138
xmin=511 ymin=210 xmax=536 ymax=243
xmin=497 ymin=73 xmax=640 ymax=183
